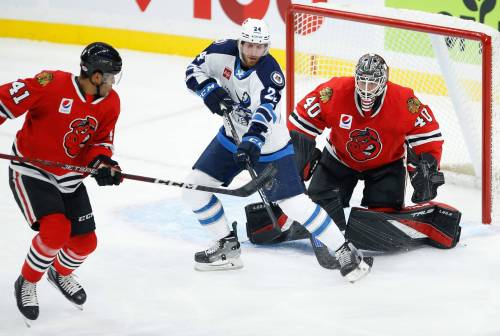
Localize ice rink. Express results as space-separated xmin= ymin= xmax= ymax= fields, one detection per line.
xmin=0 ymin=38 xmax=499 ymax=336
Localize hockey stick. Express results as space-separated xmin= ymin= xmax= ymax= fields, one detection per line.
xmin=221 ymin=108 xmax=280 ymax=232
xmin=284 ymin=221 xmax=340 ymax=269
xmin=0 ymin=152 xmax=276 ymax=197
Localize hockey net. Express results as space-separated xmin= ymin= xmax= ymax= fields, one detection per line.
xmin=286 ymin=3 xmax=500 ymax=224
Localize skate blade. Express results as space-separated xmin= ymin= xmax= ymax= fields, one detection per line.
xmin=345 ymin=257 xmax=373 ymax=283
xmin=23 ymin=317 xmax=34 ymax=328
xmin=47 ymin=276 xmax=84 ymax=311
xmin=194 ymin=258 xmax=244 ymax=272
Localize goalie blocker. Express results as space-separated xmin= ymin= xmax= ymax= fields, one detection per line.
xmin=246 ymin=201 xmax=461 ymax=252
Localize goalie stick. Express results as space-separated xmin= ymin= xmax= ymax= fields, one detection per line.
xmin=222 ymin=107 xmax=280 ymax=232
xmin=0 ymin=152 xmax=276 ymax=197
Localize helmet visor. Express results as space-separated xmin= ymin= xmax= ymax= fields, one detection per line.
xmin=102 ymin=71 xmax=122 ymax=86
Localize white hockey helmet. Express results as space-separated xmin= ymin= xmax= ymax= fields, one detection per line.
xmin=238 ymin=18 xmax=271 ymax=60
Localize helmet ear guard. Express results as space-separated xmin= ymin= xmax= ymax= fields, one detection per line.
xmin=354 ymin=53 xmax=388 ymax=101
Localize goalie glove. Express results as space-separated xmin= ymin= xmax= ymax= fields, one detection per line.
xmin=89 ymin=155 xmax=123 ymax=186
xmin=409 ymin=152 xmax=444 ymax=203
xmin=197 ymin=80 xmax=235 ymax=116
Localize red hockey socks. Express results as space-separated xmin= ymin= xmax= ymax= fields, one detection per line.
xmin=21 ymin=213 xmax=71 ymax=282
xmin=53 ymin=231 xmax=97 ymax=276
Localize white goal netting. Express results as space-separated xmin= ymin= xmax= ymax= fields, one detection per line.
xmin=288 ymin=3 xmax=500 ymax=224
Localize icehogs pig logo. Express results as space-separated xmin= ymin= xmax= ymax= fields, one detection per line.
xmin=346 ymin=127 xmax=382 ymax=162
xmin=63 ymin=116 xmax=98 ymax=158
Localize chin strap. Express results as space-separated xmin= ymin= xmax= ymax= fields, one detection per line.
xmin=90 ymin=77 xmax=103 ymax=98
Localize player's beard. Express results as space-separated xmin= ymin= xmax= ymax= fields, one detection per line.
xmin=242 ymin=55 xmax=259 ymax=68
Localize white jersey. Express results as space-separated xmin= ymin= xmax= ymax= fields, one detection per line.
xmin=185 ymin=39 xmax=290 ymax=155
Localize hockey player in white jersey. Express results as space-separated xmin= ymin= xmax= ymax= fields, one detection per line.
xmin=183 ymin=18 xmax=372 ymax=282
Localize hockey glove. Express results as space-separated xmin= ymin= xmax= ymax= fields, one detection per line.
xmin=409 ymin=153 xmax=444 ymax=203
xmin=198 ymin=81 xmax=235 ymax=116
xmin=89 ymin=155 xmax=123 ymax=186
xmin=235 ymin=134 xmax=264 ymax=169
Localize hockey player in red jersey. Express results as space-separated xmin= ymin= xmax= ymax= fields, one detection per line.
xmin=0 ymin=42 xmax=123 ymax=325
xmin=285 ymin=53 xmax=460 ymax=252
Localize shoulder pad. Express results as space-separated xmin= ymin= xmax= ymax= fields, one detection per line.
xmin=34 ymin=71 xmax=55 ymax=87
xmin=205 ymin=39 xmax=238 ymax=57
xmin=255 ymin=55 xmax=285 ymax=88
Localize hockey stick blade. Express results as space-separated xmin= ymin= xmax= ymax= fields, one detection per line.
xmin=225 ymin=163 xmax=277 ymax=197
xmin=309 ymin=235 xmax=340 ymax=270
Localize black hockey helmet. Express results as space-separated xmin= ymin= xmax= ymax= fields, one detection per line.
xmin=80 ymin=42 xmax=122 ymax=78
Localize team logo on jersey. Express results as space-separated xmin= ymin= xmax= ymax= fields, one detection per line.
xmin=35 ymin=71 xmax=53 ymax=86
xmin=319 ymin=87 xmax=333 ymax=103
xmin=63 ymin=116 xmax=98 ymax=158
xmin=234 ymin=91 xmax=252 ymax=125
xmin=407 ymin=97 xmax=422 ymax=114
xmin=213 ymin=39 xmax=228 ymax=45
xmin=346 ymin=127 xmax=382 ymax=162
xmin=339 ymin=114 xmax=353 ymax=129
xmin=223 ymin=67 xmax=232 ymax=80
xmin=270 ymin=71 xmax=284 ymax=87
xmin=59 ymin=98 xmax=73 ymax=114
xmin=236 ymin=91 xmax=251 ymax=108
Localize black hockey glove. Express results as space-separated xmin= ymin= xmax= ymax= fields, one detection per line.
xmin=199 ymin=81 xmax=235 ymax=116
xmin=409 ymin=152 xmax=444 ymax=203
xmin=303 ymin=148 xmax=322 ymax=181
xmin=235 ymin=133 xmax=264 ymax=169
xmin=290 ymin=130 xmax=321 ymax=181
xmin=89 ymin=155 xmax=123 ymax=186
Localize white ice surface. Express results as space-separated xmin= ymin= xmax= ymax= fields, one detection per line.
xmin=0 ymin=39 xmax=499 ymax=336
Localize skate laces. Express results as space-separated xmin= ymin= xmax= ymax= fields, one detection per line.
xmin=58 ymin=274 xmax=83 ymax=295
xmin=336 ymin=244 xmax=354 ymax=267
xmin=205 ymin=240 xmax=223 ymax=255
xmin=21 ymin=281 xmax=38 ymax=307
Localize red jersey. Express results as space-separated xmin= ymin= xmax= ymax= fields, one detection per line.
xmin=288 ymin=77 xmax=443 ymax=172
xmin=0 ymin=70 xmax=120 ymax=191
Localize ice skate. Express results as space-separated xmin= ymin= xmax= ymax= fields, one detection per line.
xmin=335 ymin=242 xmax=373 ymax=283
xmin=47 ymin=267 xmax=86 ymax=309
xmin=14 ymin=275 xmax=39 ymax=327
xmin=195 ymin=222 xmax=243 ymax=271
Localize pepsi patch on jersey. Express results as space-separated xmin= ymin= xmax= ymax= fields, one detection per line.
xmin=59 ymin=98 xmax=73 ymax=114
xmin=270 ymin=71 xmax=284 ymax=87
xmin=339 ymin=114 xmax=353 ymax=129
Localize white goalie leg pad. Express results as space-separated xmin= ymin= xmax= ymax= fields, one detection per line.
xmin=182 ymin=169 xmax=231 ymax=239
xmin=279 ymin=194 xmax=345 ymax=251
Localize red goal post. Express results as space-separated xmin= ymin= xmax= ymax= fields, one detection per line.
xmin=286 ymin=3 xmax=500 ymax=224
